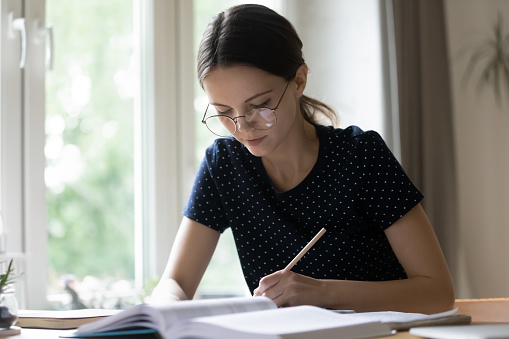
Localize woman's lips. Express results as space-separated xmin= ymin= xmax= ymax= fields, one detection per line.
xmin=245 ymin=136 xmax=265 ymax=147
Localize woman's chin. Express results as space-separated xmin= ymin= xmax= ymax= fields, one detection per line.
xmin=244 ymin=145 xmax=266 ymax=157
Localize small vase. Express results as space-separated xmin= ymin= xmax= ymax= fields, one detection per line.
xmin=0 ymin=286 xmax=18 ymax=328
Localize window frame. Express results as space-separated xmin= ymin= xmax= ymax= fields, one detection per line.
xmin=0 ymin=0 xmax=195 ymax=308
xmin=1 ymin=0 xmax=48 ymax=309
xmin=135 ymin=0 xmax=195 ymax=285
xmin=0 ymin=0 xmax=24 ymax=259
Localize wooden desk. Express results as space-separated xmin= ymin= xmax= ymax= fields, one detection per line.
xmin=455 ymin=298 xmax=509 ymax=322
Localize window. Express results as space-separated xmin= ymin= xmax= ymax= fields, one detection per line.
xmin=1 ymin=0 xmax=194 ymax=309
xmin=44 ymin=0 xmax=197 ymax=309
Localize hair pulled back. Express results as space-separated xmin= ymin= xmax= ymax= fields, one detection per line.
xmin=197 ymin=4 xmax=337 ymax=126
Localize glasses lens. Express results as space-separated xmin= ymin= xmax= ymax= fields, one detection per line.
xmin=249 ymin=108 xmax=276 ymax=129
xmin=205 ymin=116 xmax=236 ymax=137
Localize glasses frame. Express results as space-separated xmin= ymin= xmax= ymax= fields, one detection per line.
xmin=202 ymin=81 xmax=291 ymax=137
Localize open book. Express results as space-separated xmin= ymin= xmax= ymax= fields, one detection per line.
xmin=60 ymin=296 xmax=473 ymax=339
xmin=61 ymin=297 xmax=394 ymax=339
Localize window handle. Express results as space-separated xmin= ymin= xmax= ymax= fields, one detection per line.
xmin=34 ymin=20 xmax=54 ymax=71
xmin=7 ymin=12 xmax=26 ymax=69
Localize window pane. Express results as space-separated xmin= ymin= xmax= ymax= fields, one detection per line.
xmin=45 ymin=1 xmax=136 ymax=309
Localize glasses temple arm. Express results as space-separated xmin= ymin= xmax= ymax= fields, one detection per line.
xmin=274 ymin=81 xmax=291 ymax=110
xmin=201 ymin=104 xmax=210 ymax=123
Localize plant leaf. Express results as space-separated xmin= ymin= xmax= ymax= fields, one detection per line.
xmin=0 ymin=259 xmax=16 ymax=293
xmin=463 ymin=11 xmax=509 ymax=106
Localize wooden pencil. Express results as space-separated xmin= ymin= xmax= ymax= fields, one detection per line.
xmin=284 ymin=228 xmax=326 ymax=271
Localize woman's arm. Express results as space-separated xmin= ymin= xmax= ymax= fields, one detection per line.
xmin=254 ymin=204 xmax=455 ymax=314
xmin=150 ymin=217 xmax=220 ymax=304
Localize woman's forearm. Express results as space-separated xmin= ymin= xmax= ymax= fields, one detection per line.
xmin=319 ymin=276 xmax=455 ymax=314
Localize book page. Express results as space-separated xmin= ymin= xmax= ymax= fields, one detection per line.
xmin=337 ymin=307 xmax=458 ymax=324
xmin=165 ymin=305 xmax=392 ymax=339
xmin=75 ymin=296 xmax=276 ymax=335
xmin=320 ymin=307 xmax=471 ymax=331
xmin=74 ymin=304 xmax=164 ymax=334
xmin=155 ymin=297 xmax=276 ymax=333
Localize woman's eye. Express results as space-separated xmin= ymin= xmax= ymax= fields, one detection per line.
xmin=216 ymin=108 xmax=233 ymax=116
xmin=252 ymin=99 xmax=271 ymax=109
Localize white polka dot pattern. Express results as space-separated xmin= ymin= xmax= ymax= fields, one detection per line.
xmin=183 ymin=125 xmax=423 ymax=293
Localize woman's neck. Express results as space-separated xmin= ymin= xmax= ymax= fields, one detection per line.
xmin=261 ymin=120 xmax=319 ymax=192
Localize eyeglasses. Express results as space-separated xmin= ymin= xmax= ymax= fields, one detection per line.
xmin=202 ymin=81 xmax=290 ymax=137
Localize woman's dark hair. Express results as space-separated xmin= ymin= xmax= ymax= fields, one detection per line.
xmin=197 ymin=4 xmax=338 ymax=126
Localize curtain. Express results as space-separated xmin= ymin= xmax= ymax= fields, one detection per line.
xmin=391 ymin=0 xmax=458 ymax=285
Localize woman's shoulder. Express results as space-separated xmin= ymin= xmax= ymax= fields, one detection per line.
xmin=204 ymin=137 xmax=245 ymax=163
xmin=317 ymin=124 xmax=385 ymax=146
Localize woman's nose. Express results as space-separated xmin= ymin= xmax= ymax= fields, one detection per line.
xmin=235 ymin=116 xmax=253 ymax=132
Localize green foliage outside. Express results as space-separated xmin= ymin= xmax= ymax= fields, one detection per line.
xmin=46 ymin=0 xmax=135 ymax=292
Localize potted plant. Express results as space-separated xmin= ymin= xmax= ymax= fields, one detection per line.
xmin=0 ymin=260 xmax=19 ymax=328
xmin=463 ymin=12 xmax=509 ymax=106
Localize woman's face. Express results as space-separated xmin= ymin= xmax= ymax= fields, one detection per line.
xmin=202 ymin=65 xmax=301 ymax=157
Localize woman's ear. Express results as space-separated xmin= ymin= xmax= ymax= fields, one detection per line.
xmin=293 ymin=64 xmax=308 ymax=98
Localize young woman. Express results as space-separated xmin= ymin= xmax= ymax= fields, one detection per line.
xmin=151 ymin=4 xmax=454 ymax=314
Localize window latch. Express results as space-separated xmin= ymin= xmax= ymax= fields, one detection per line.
xmin=34 ymin=19 xmax=54 ymax=71
xmin=7 ymin=12 xmax=26 ymax=69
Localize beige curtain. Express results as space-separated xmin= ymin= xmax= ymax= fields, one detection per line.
xmin=392 ymin=0 xmax=458 ymax=284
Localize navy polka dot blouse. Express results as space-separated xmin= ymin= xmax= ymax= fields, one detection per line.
xmin=183 ymin=125 xmax=423 ymax=294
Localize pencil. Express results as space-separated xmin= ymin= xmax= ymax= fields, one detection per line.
xmin=284 ymin=228 xmax=327 ymax=271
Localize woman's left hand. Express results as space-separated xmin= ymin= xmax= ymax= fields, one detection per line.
xmin=253 ymin=270 xmax=325 ymax=307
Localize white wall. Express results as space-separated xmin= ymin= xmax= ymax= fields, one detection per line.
xmin=445 ymin=0 xmax=509 ymax=298
xmin=284 ymin=0 xmax=387 ymax=138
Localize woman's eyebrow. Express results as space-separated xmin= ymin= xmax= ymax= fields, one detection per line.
xmin=244 ymin=89 xmax=273 ymax=103
xmin=209 ymin=102 xmax=229 ymax=107
xmin=210 ymin=89 xmax=274 ymax=107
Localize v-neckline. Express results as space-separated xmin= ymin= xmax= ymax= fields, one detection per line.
xmin=254 ymin=125 xmax=327 ymax=196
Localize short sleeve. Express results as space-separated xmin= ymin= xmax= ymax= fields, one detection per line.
xmin=357 ymin=131 xmax=423 ymax=230
xmin=182 ymin=144 xmax=229 ymax=233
